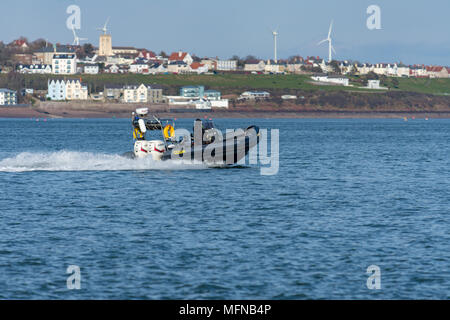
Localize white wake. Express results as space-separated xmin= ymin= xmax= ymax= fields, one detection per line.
xmin=0 ymin=151 xmax=208 ymax=172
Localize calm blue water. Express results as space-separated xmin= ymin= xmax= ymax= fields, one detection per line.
xmin=0 ymin=118 xmax=449 ymax=299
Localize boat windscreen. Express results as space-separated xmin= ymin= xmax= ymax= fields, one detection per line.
xmin=203 ymin=120 xmax=215 ymax=130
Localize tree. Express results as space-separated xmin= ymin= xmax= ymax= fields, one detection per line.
xmin=231 ymin=55 xmax=244 ymax=67
xmin=244 ymin=55 xmax=257 ymax=62
xmin=83 ymin=43 xmax=94 ymax=55
xmin=30 ymin=38 xmax=47 ymax=51
xmin=191 ymin=55 xmax=202 ymax=62
xmin=329 ymin=60 xmax=341 ymax=74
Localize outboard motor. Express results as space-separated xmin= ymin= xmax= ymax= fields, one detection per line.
xmin=132 ymin=108 xmax=166 ymax=160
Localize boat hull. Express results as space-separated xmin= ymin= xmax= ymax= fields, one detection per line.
xmin=123 ymin=126 xmax=260 ymax=165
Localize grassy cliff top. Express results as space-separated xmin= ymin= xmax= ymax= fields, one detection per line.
xmin=2 ymin=73 xmax=450 ymax=96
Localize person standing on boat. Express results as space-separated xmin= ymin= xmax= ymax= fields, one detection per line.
xmin=132 ymin=108 xmax=148 ymax=141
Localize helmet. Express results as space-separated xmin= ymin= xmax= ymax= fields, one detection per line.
xmin=136 ymin=108 xmax=148 ymax=117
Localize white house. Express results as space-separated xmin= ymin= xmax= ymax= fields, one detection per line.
xmin=148 ymin=63 xmax=168 ymax=74
xmin=130 ymin=61 xmax=149 ymax=74
xmin=18 ymin=64 xmax=52 ymax=74
xmin=52 ymin=54 xmax=77 ymax=75
xmin=168 ymin=61 xmax=190 ymax=74
xmin=122 ymin=84 xmax=148 ymax=103
xmin=217 ymin=60 xmax=237 ymax=71
xmin=189 ymin=62 xmax=209 ymax=74
xmin=244 ymin=60 xmax=266 ymax=72
xmin=104 ymin=64 xmax=119 ymax=74
xmin=239 ymin=91 xmax=270 ymax=100
xmin=367 ymin=80 xmax=381 ymax=89
xmin=83 ymin=64 xmax=100 ymax=74
xmin=168 ymin=51 xmax=193 ymax=65
xmin=357 ymin=64 xmax=374 ymax=75
xmin=397 ymin=65 xmax=410 ymax=77
xmin=311 ymin=75 xmax=349 ymax=86
xmin=47 ymin=79 xmax=88 ymax=101
xmin=286 ymin=63 xmax=305 ymax=74
xmin=200 ymin=59 xmax=217 ymax=70
xmin=409 ymin=65 xmax=428 ymax=77
xmin=0 ymin=89 xmax=17 ymax=105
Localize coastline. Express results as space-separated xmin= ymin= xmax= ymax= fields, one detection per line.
xmin=2 ymin=104 xmax=450 ymax=119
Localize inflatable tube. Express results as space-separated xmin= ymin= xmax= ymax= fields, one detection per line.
xmin=164 ymin=125 xmax=175 ymax=140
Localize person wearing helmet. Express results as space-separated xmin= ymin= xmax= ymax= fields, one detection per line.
xmin=132 ymin=108 xmax=149 ymax=140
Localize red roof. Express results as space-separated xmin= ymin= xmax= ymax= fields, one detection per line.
xmin=426 ymin=66 xmax=444 ymax=72
xmin=190 ymin=62 xmax=204 ymax=70
xmin=169 ymin=51 xmax=188 ymax=61
xmin=139 ymin=49 xmax=156 ymax=59
xmin=12 ymin=39 xmax=28 ymax=47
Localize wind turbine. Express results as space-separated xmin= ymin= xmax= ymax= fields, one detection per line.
xmin=97 ymin=17 xmax=110 ymax=35
xmin=318 ymin=20 xmax=336 ymax=63
xmin=72 ymin=26 xmax=88 ymax=46
xmin=272 ymin=30 xmax=279 ymax=63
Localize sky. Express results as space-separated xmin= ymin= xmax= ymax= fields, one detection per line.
xmin=1 ymin=0 xmax=449 ymax=65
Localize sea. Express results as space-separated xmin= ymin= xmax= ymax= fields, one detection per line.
xmin=0 ymin=118 xmax=449 ymax=299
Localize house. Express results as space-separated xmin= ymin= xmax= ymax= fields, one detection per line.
xmin=168 ymin=51 xmax=193 ymax=65
xmin=47 ymin=79 xmax=88 ymax=101
xmin=286 ymin=63 xmax=305 ymax=74
xmin=83 ymin=64 xmax=100 ymax=74
xmin=239 ymin=91 xmax=270 ymax=100
xmin=244 ymin=60 xmax=266 ymax=72
xmin=147 ymin=85 xmax=164 ymax=103
xmin=106 ymin=54 xmax=135 ymax=65
xmin=204 ymin=90 xmax=227 ymax=108
xmin=372 ymin=63 xmax=389 ymax=76
xmin=409 ymin=65 xmax=428 ymax=77
xmin=13 ymin=53 xmax=34 ymax=65
xmin=0 ymin=89 xmax=17 ymax=106
xmin=201 ymin=59 xmax=217 ymax=70
xmin=311 ymin=74 xmax=349 ymax=86
xmin=47 ymin=79 xmax=66 ymax=100
xmin=167 ymin=61 xmax=190 ymax=74
xmin=52 ymin=54 xmax=77 ymax=75
xmin=10 ymin=39 xmax=28 ymax=50
xmin=204 ymin=90 xmax=221 ymax=100
xmin=426 ymin=66 xmax=449 ymax=78
xmin=34 ymin=45 xmax=75 ymax=64
xmin=138 ymin=50 xmax=157 ymax=61
xmin=111 ymin=47 xmax=139 ymax=56
xmin=17 ymin=64 xmax=52 ymax=74
xmin=338 ymin=61 xmax=355 ymax=75
xmin=216 ymin=60 xmax=237 ymax=71
xmin=61 ymin=79 xmax=88 ymax=100
xmin=180 ymin=86 xmax=205 ymax=98
xmin=367 ymin=80 xmax=381 ymax=89
xmin=104 ymin=84 xmax=123 ymax=100
xmin=264 ymin=60 xmax=285 ymax=74
xmin=356 ymin=63 xmax=374 ymax=75
xmin=130 ymin=61 xmax=149 ymax=74
xmin=397 ymin=64 xmax=410 ymax=77
xmin=123 ymin=84 xmax=148 ymax=103
xmin=148 ymin=63 xmax=168 ymax=74
xmin=189 ymin=62 xmax=209 ymax=74
xmin=104 ymin=64 xmax=119 ymax=74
